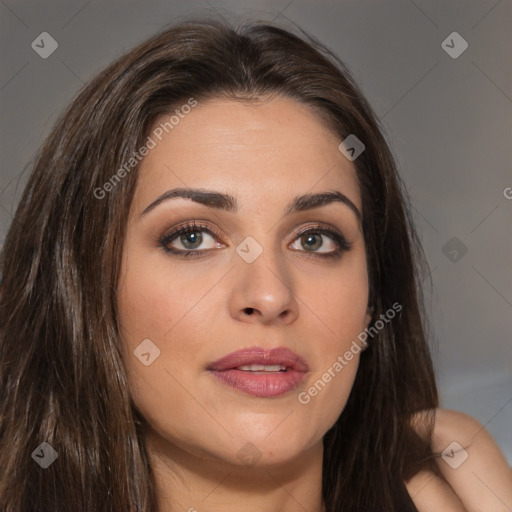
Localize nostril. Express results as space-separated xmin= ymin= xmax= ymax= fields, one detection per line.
xmin=244 ymin=307 xmax=255 ymax=315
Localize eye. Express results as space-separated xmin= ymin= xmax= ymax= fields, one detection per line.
xmin=158 ymin=222 xmax=351 ymax=259
xmin=159 ymin=222 xmax=224 ymax=256
xmin=289 ymin=226 xmax=351 ymax=258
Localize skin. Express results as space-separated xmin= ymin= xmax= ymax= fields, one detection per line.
xmin=117 ymin=96 xmax=512 ymax=511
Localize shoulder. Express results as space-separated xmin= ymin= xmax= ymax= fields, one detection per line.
xmin=431 ymin=407 xmax=510 ymax=469
xmin=432 ymin=408 xmax=487 ymax=443
xmin=406 ymin=408 xmax=512 ymax=512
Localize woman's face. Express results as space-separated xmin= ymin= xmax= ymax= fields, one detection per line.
xmin=118 ymin=96 xmax=371 ymax=469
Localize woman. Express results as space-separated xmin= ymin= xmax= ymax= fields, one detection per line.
xmin=0 ymin=19 xmax=510 ymax=512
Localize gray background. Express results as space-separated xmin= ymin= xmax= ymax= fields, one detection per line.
xmin=1 ymin=0 xmax=511 ymax=464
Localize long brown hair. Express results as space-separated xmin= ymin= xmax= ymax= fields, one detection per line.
xmin=0 ymin=19 xmax=438 ymax=511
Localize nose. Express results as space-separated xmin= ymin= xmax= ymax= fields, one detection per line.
xmin=228 ymin=245 xmax=299 ymax=326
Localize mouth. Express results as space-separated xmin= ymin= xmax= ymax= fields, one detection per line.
xmin=207 ymin=346 xmax=309 ymax=398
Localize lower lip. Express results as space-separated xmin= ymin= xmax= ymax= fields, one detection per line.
xmin=209 ymin=369 xmax=307 ymax=398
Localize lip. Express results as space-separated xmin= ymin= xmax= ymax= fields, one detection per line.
xmin=207 ymin=346 xmax=309 ymax=398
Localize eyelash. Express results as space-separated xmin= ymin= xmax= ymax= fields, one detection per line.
xmin=158 ymin=221 xmax=352 ymax=259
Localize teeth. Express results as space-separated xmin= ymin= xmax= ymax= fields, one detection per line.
xmin=237 ymin=364 xmax=287 ymax=372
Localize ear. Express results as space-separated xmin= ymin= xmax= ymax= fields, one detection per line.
xmin=364 ymin=305 xmax=374 ymax=328
xmin=359 ymin=307 xmax=373 ymax=353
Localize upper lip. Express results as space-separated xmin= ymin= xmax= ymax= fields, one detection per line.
xmin=208 ymin=346 xmax=310 ymax=372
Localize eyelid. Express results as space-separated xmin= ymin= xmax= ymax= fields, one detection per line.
xmin=161 ymin=220 xmax=222 ymax=238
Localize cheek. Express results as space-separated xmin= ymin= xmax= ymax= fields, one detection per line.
xmin=117 ymin=259 xmax=220 ymax=446
xmin=302 ymin=253 xmax=370 ymax=346
xmin=294 ymin=254 xmax=369 ymax=423
xmin=116 ymin=256 xmax=204 ymax=414
xmin=117 ymin=254 xmax=217 ymax=346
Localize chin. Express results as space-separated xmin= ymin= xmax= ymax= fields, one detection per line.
xmin=228 ymin=426 xmax=321 ymax=467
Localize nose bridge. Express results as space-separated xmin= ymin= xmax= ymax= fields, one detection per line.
xmin=229 ymin=232 xmax=298 ymax=324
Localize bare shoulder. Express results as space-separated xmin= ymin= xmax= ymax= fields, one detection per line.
xmin=432 ymin=408 xmax=491 ymax=443
xmin=406 ymin=408 xmax=512 ymax=512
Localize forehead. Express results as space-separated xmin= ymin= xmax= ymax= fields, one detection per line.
xmin=132 ymin=96 xmax=361 ymax=215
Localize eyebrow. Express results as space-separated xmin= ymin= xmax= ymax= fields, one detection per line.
xmin=140 ymin=188 xmax=362 ymax=221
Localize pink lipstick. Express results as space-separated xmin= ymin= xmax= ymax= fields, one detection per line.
xmin=207 ymin=346 xmax=309 ymax=398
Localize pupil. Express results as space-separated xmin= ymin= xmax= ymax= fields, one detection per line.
xmin=181 ymin=231 xmax=202 ymax=249
xmin=303 ymin=233 xmax=322 ymax=251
